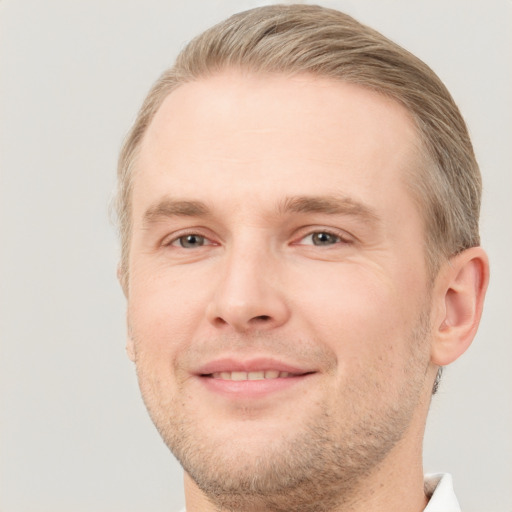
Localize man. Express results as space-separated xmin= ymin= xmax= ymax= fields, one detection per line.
xmin=115 ymin=4 xmax=489 ymax=511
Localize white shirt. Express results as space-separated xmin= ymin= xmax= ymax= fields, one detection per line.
xmin=177 ymin=472 xmax=460 ymax=512
xmin=424 ymin=473 xmax=461 ymax=511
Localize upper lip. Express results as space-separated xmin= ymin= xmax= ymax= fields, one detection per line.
xmin=196 ymin=357 xmax=315 ymax=376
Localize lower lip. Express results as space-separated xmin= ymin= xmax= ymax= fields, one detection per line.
xmin=198 ymin=374 xmax=313 ymax=398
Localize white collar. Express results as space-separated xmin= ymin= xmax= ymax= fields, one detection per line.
xmin=424 ymin=473 xmax=461 ymax=511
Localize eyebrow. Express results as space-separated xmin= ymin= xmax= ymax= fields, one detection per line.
xmin=142 ymin=194 xmax=378 ymax=226
xmin=278 ymin=195 xmax=379 ymax=224
xmin=143 ymin=199 xmax=211 ymax=226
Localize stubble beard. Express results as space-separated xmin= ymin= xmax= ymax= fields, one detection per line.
xmin=164 ymin=397 xmax=419 ymax=512
xmin=134 ymin=309 xmax=431 ymax=512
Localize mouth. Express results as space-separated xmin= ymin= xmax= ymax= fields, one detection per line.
xmin=207 ymin=370 xmax=307 ymax=381
xmin=195 ymin=358 xmax=316 ymax=398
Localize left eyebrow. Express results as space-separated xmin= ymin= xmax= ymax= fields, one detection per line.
xmin=142 ymin=198 xmax=211 ymax=227
xmin=277 ymin=194 xmax=379 ymax=224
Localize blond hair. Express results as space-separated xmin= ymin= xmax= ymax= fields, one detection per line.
xmin=116 ymin=4 xmax=481 ymax=284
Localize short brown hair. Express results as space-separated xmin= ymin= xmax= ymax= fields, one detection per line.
xmin=116 ymin=4 xmax=481 ymax=284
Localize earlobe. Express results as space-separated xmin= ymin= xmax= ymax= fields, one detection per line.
xmin=126 ymin=337 xmax=136 ymax=362
xmin=118 ymin=266 xmax=135 ymax=361
xmin=117 ymin=263 xmax=129 ymax=298
xmin=126 ymin=320 xmax=136 ymax=362
xmin=430 ymin=247 xmax=489 ymax=366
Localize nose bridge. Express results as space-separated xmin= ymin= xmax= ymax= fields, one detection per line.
xmin=206 ymin=232 xmax=289 ymax=331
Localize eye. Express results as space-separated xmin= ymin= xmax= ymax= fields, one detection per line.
xmin=171 ymin=234 xmax=208 ymax=248
xmin=310 ymin=232 xmax=340 ymax=246
xmin=301 ymin=231 xmax=343 ymax=246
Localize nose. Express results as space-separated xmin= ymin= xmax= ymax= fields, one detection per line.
xmin=206 ymin=243 xmax=291 ymax=332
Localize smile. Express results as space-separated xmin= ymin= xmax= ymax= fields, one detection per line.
xmin=195 ymin=357 xmax=316 ymax=398
xmin=209 ymin=370 xmax=299 ymax=380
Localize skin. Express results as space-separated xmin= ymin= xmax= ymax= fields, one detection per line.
xmin=123 ymin=71 xmax=489 ymax=512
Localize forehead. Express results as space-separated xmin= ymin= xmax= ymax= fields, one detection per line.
xmin=134 ymin=71 xmax=421 ymax=217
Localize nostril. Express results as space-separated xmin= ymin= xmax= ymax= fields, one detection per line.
xmin=253 ymin=315 xmax=271 ymax=322
xmin=212 ymin=317 xmax=229 ymax=327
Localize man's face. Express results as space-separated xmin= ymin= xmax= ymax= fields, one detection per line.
xmin=126 ymin=72 xmax=435 ymax=508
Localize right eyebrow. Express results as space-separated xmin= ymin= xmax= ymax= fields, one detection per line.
xmin=142 ymin=198 xmax=211 ymax=227
xmin=278 ymin=194 xmax=379 ymax=225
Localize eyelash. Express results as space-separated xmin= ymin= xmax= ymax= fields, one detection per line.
xmin=293 ymin=228 xmax=353 ymax=247
xmin=162 ymin=227 xmax=353 ymax=250
xmin=162 ymin=230 xmax=215 ymax=249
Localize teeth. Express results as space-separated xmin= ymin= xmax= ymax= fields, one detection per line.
xmin=210 ymin=371 xmax=295 ymax=380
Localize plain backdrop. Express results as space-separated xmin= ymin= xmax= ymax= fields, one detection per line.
xmin=1 ymin=1 xmax=511 ymax=511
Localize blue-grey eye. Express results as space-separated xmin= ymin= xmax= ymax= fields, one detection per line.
xmin=178 ymin=234 xmax=206 ymax=248
xmin=311 ymin=232 xmax=340 ymax=246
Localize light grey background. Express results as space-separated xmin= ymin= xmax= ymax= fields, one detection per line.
xmin=1 ymin=1 xmax=510 ymax=511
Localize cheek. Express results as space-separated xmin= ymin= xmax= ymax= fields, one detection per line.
xmin=294 ymin=263 xmax=423 ymax=366
xmin=127 ymin=265 xmax=205 ymax=364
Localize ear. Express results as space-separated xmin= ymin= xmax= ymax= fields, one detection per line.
xmin=125 ymin=318 xmax=136 ymax=363
xmin=126 ymin=336 xmax=136 ymax=362
xmin=117 ymin=262 xmax=129 ymax=298
xmin=117 ymin=265 xmax=135 ymax=361
xmin=430 ymin=247 xmax=489 ymax=366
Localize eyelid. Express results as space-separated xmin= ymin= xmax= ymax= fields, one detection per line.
xmin=292 ymin=226 xmax=355 ymax=245
xmin=158 ymin=226 xmax=355 ymax=248
xmin=161 ymin=228 xmax=218 ymax=248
